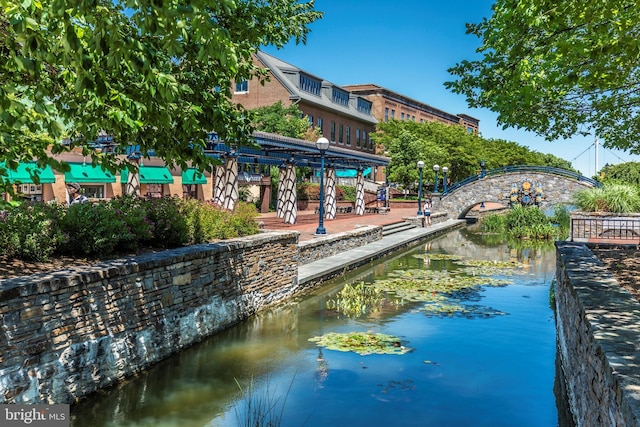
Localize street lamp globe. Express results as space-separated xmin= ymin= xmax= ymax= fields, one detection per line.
xmin=316 ymin=137 xmax=330 ymax=152
xmin=433 ymin=164 xmax=440 ymax=173
xmin=417 ymin=160 xmax=424 ymax=169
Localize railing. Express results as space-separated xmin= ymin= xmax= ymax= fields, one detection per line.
xmin=441 ymin=165 xmax=601 ymax=197
xmin=570 ymin=217 xmax=640 ymax=242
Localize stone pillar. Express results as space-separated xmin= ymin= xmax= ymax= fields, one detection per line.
xmin=276 ymin=164 xmax=286 ymax=218
xmin=355 ymin=168 xmax=365 ymax=216
xmin=325 ymin=167 xmax=337 ymax=220
xmin=282 ymin=162 xmax=297 ymax=224
xmin=222 ymin=156 xmax=238 ymax=211
xmin=213 ymin=164 xmax=225 ymax=206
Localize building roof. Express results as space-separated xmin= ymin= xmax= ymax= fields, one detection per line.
xmin=343 ymin=83 xmax=480 ymax=126
xmin=255 ymin=51 xmax=378 ymax=125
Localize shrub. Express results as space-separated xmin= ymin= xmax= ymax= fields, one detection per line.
xmin=145 ymin=196 xmax=190 ymax=248
xmin=481 ymin=213 xmax=505 ymax=232
xmin=573 ymin=184 xmax=640 ymax=213
xmin=0 ymin=203 xmax=66 ymax=261
xmin=108 ymin=195 xmax=154 ymax=248
xmin=59 ymin=201 xmax=134 ymax=256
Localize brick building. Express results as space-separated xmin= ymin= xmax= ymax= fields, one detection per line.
xmin=342 ymin=84 xmax=480 ymax=133
xmin=231 ymin=51 xmax=385 ymax=181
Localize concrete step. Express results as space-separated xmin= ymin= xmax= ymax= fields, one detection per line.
xmin=382 ymin=221 xmax=417 ymax=236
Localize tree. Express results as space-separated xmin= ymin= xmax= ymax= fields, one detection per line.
xmin=374 ymin=119 xmax=578 ymax=186
xmin=0 ymin=0 xmax=321 ymax=192
xmin=446 ymin=0 xmax=640 ymax=153
xmin=600 ymin=162 xmax=640 ymax=186
xmin=250 ymin=101 xmax=320 ymax=140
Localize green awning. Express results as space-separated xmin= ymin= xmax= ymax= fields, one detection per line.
xmin=1 ymin=162 xmax=56 ymax=184
xmin=121 ymin=166 xmax=174 ymax=184
xmin=65 ymin=163 xmax=116 ymax=183
xmin=182 ymin=168 xmax=207 ymax=185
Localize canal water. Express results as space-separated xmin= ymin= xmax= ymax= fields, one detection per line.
xmin=72 ymin=227 xmax=567 ymax=427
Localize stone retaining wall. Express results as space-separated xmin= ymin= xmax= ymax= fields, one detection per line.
xmin=0 ymin=232 xmax=298 ymax=405
xmin=298 ymin=225 xmax=382 ymax=265
xmin=555 ymin=242 xmax=640 ymax=426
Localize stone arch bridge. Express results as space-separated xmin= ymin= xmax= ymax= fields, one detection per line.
xmin=434 ymin=166 xmax=600 ymax=219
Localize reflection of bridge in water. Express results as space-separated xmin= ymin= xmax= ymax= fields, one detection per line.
xmin=435 ymin=165 xmax=600 ymax=219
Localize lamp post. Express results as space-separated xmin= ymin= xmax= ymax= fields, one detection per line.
xmin=417 ymin=161 xmax=424 ymax=215
xmin=442 ymin=166 xmax=449 ymax=193
xmin=315 ymin=137 xmax=330 ymax=235
xmin=433 ymin=164 xmax=440 ymax=193
xmin=480 ymin=160 xmax=486 ymax=178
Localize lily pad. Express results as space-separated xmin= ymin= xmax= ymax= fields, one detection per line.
xmin=308 ymin=332 xmax=412 ymax=355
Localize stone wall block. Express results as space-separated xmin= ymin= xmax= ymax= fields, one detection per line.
xmin=0 ymin=231 xmax=299 ymax=404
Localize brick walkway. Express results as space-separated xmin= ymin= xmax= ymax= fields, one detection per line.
xmin=257 ymin=207 xmax=419 ymax=241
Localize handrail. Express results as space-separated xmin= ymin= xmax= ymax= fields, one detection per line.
xmin=440 ymin=165 xmax=601 ymax=197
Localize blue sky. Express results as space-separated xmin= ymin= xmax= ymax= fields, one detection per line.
xmin=263 ymin=0 xmax=640 ymax=177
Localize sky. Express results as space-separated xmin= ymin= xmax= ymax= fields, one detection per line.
xmin=263 ymin=0 xmax=640 ymax=177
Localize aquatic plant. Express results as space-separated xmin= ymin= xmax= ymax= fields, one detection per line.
xmin=326 ymin=282 xmax=384 ymax=318
xmin=234 ymin=374 xmax=294 ymax=427
xmin=422 ymin=302 xmax=508 ymax=319
xmin=412 ymin=253 xmax=465 ymax=261
xmin=309 ymin=332 xmax=411 ymax=355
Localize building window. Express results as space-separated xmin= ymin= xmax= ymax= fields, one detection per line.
xmin=357 ymin=98 xmax=372 ymax=115
xmin=346 ymin=126 xmax=351 ymax=146
xmin=338 ymin=124 xmax=344 ymax=144
xmin=15 ymin=184 xmax=43 ymax=201
xmin=308 ymin=115 xmax=314 ymax=127
xmin=391 ymin=109 xmax=396 ymax=119
xmin=145 ymin=184 xmax=164 ymax=199
xmin=300 ymin=74 xmax=321 ymax=96
xmin=385 ymin=108 xmax=389 ymax=122
xmin=234 ymin=80 xmax=248 ymax=93
xmin=412 ymin=115 xmax=416 ymax=121
xmin=183 ymin=185 xmax=197 ymax=199
xmin=330 ymin=121 xmax=336 ymax=142
xmin=401 ymin=112 xmax=405 ymax=120
xmin=332 ymin=87 xmax=350 ymax=106
xmin=317 ymin=117 xmax=324 ymax=135
xmin=82 ymin=185 xmax=105 ymax=199
xmin=362 ymin=131 xmax=368 ymax=150
xmin=356 ymin=129 xmax=361 ymax=148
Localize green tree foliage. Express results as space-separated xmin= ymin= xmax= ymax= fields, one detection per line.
xmin=374 ymin=120 xmax=576 ymax=187
xmin=251 ymin=101 xmax=320 ymax=140
xmin=0 ymin=0 xmax=322 ymax=192
xmin=600 ymin=162 xmax=640 ymax=186
xmin=446 ymin=1 xmax=640 ymax=153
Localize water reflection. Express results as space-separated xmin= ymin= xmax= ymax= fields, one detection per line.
xmin=72 ymin=228 xmax=568 ymax=427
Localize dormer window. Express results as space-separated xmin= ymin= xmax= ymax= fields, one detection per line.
xmin=357 ymin=98 xmax=372 ymax=115
xmin=300 ymin=74 xmax=321 ymax=96
xmin=332 ymin=88 xmax=349 ymax=106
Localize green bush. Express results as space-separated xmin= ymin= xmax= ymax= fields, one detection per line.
xmin=108 ymin=195 xmax=154 ymax=248
xmin=1 ymin=196 xmax=262 ymax=262
xmin=145 ymin=196 xmax=191 ymax=248
xmin=573 ymin=184 xmax=640 ymax=213
xmin=481 ymin=213 xmax=505 ymax=232
xmin=59 ymin=201 xmax=134 ymax=256
xmin=0 ymin=203 xmax=66 ymax=261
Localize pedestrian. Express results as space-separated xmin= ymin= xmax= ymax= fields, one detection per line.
xmin=423 ymin=199 xmax=432 ymax=226
xmin=66 ymin=182 xmax=89 ymax=205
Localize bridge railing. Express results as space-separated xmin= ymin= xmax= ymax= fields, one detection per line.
xmin=571 ymin=216 xmax=640 ymax=243
xmin=441 ymin=165 xmax=600 ymax=197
